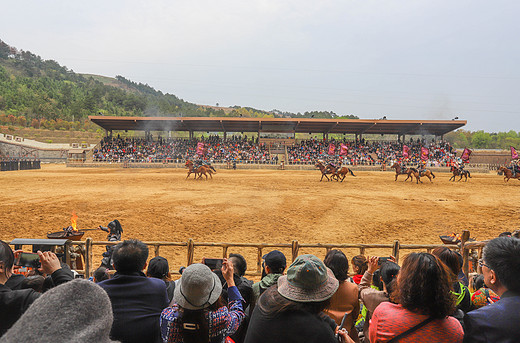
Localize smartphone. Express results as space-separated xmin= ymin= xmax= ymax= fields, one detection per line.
xmin=203 ymin=258 xmax=223 ymax=270
xmin=378 ymin=257 xmax=391 ymax=265
xmin=15 ymin=252 xmax=41 ymax=268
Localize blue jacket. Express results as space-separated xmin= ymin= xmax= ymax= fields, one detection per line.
xmin=463 ymin=291 xmax=520 ymax=343
xmin=98 ymin=271 xmax=169 ymax=343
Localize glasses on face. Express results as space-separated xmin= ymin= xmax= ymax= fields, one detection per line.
xmin=478 ymin=259 xmax=491 ymax=269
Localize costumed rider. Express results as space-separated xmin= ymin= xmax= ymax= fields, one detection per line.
xmin=400 ymin=159 xmax=407 ymax=173
xmin=509 ymin=159 xmax=519 ymax=177
xmin=98 ymin=219 xmax=123 ymax=269
xmin=456 ymin=157 xmax=465 ymax=172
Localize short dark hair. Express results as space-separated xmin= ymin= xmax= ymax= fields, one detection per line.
xmin=432 ymin=247 xmax=461 ymax=276
xmin=93 ymin=266 xmax=110 ymax=283
xmin=229 ymin=253 xmax=247 ymax=277
xmin=472 ymin=274 xmax=485 ymax=290
xmin=0 ymin=240 xmax=14 ymax=278
xmin=484 ymin=237 xmax=520 ymax=292
xmin=395 ymin=253 xmax=455 ymax=318
xmin=324 ymin=249 xmax=349 ymax=282
xmin=146 ymin=256 xmax=169 ymax=280
xmin=112 ymin=239 xmax=149 ymax=273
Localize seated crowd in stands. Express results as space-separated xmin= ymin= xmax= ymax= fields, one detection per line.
xmin=93 ymin=135 xmax=455 ymax=167
xmin=1 ymin=233 xmax=518 ymax=342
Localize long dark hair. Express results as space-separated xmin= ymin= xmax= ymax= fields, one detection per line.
xmin=394 ymin=253 xmax=454 ymax=318
xmin=178 ymin=296 xmax=225 ymax=343
xmin=380 ymin=261 xmax=400 ymax=295
xmin=351 ymin=255 xmax=368 ymax=275
xmin=0 ymin=240 xmax=14 ymax=279
xmin=324 ymin=249 xmax=349 ymax=281
xmin=258 ymin=286 xmax=331 ymax=318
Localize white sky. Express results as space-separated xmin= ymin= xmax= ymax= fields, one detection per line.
xmin=1 ymin=0 xmax=519 ymax=131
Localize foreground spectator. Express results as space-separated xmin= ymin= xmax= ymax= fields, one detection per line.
xmin=1 ymin=279 xmax=117 ymax=343
xmin=252 ymin=250 xmax=286 ymax=302
xmin=93 ymin=266 xmax=110 ymax=283
xmin=351 ymin=255 xmax=368 ymax=284
xmin=359 ymin=256 xmax=400 ymax=343
xmin=432 ymin=247 xmax=472 ymax=313
xmin=160 ymin=259 xmax=245 ymax=343
xmin=463 ymin=237 xmax=520 ymax=342
xmin=0 ymin=240 xmax=73 ymax=337
xmin=147 ymin=256 xmax=175 ymax=302
xmin=470 ymin=274 xmax=499 ymax=309
xmin=369 ymin=252 xmax=463 ymax=343
xmin=98 ymin=239 xmax=168 ymax=343
xmin=244 ymin=254 xmax=350 ymax=343
xmin=323 ymin=249 xmax=360 ymax=343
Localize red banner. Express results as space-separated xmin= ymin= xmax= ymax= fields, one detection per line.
xmin=420 ymin=147 xmax=429 ymax=161
xmin=339 ymin=144 xmax=348 ymax=156
xmin=461 ymin=148 xmax=472 ymax=162
xmin=196 ymin=142 xmax=205 ymax=156
xmin=328 ymin=144 xmax=336 ymax=155
xmin=402 ymin=145 xmax=410 ymax=159
xmin=511 ymin=146 xmax=519 ymax=160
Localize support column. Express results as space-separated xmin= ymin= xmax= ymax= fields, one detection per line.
xmin=223 ymin=131 xmax=227 ymax=141
xmin=168 ymin=130 xmax=171 ymax=139
xmin=189 ymin=130 xmax=194 ymax=140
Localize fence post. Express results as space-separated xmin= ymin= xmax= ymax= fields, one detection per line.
xmin=291 ymin=240 xmax=299 ymax=262
xmin=360 ymin=247 xmax=366 ymax=255
xmin=187 ymin=239 xmax=194 ymax=266
xmin=392 ymin=240 xmax=400 ymax=263
xmin=257 ymin=247 xmax=263 ymax=274
xmin=154 ymin=244 xmax=160 ymax=257
xmin=85 ymin=238 xmax=92 ymax=278
xmin=460 ymin=230 xmax=471 ymax=277
xmin=222 ymin=245 xmax=229 ymax=258
xmin=65 ymin=240 xmax=72 ymax=268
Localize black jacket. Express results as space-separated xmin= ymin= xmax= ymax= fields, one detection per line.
xmin=0 ymin=268 xmax=73 ymax=337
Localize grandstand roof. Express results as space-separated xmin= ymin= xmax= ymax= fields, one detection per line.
xmin=88 ymin=116 xmax=466 ymax=136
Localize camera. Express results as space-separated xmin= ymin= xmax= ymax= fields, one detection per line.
xmin=15 ymin=252 xmax=41 ymax=269
xmin=203 ymin=258 xmax=223 ymax=270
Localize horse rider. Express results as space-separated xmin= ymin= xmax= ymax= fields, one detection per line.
xmin=509 ymin=159 xmax=519 ymax=177
xmin=98 ymin=219 xmax=123 ymax=269
xmin=400 ymin=160 xmax=407 ymax=173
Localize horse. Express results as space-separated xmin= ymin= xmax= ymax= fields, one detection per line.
xmin=498 ymin=166 xmax=520 ymax=182
xmin=390 ymin=163 xmax=421 ymax=183
xmin=327 ymin=164 xmax=356 ymax=182
xmin=449 ymin=166 xmax=471 ymax=182
xmin=417 ymin=168 xmax=436 ymax=183
xmin=185 ymin=160 xmax=216 ymax=180
xmin=315 ymin=161 xmax=334 ymax=181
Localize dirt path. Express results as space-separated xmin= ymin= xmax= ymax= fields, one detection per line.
xmin=1 ymin=164 xmax=519 ymax=273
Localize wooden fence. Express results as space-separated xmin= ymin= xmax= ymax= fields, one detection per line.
xmin=72 ymin=230 xmax=481 ymax=278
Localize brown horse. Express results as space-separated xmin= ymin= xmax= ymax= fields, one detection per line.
xmin=449 ymin=166 xmax=471 ymax=182
xmin=185 ymin=160 xmax=216 ymax=180
xmin=327 ymin=164 xmax=356 ymax=182
xmin=418 ymin=168 xmax=436 ymax=183
xmin=498 ymin=166 xmax=520 ymax=182
xmin=315 ymin=161 xmax=333 ymax=181
xmin=390 ymin=163 xmax=421 ymax=183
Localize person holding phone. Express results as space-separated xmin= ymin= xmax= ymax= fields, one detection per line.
xmin=0 ymin=240 xmax=74 ymax=337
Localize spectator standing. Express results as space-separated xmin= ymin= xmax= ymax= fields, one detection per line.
xmin=147 ymin=256 xmax=176 ymax=302
xmin=369 ymin=252 xmax=463 ymax=343
xmin=251 ymin=250 xmax=286 ymax=302
xmin=469 ymin=274 xmax=499 ymax=309
xmin=0 ymin=240 xmax=73 ymax=338
xmin=98 ymin=239 xmax=169 ymax=343
xmin=244 ymin=254 xmax=350 ymax=343
xmin=160 ymin=259 xmax=245 ymax=343
xmin=351 ymin=255 xmax=368 ymax=284
xmin=323 ymin=249 xmax=360 ymax=343
xmin=359 ymin=256 xmax=400 ymax=343
xmin=463 ymin=237 xmax=520 ymax=342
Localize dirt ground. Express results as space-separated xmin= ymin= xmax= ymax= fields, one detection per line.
xmin=1 ymin=164 xmax=519 ymax=276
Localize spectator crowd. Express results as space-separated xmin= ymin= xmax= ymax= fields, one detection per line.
xmin=93 ymin=135 xmax=456 ymax=167
xmin=1 ymin=230 xmax=519 ymax=342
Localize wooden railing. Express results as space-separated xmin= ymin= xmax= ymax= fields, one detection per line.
xmin=74 ymin=232 xmax=480 ymax=278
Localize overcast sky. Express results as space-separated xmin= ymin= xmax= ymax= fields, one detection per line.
xmin=2 ymin=0 xmax=519 ymax=131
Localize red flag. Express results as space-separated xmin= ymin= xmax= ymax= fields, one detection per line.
xmin=339 ymin=144 xmax=348 ymax=156
xmin=511 ymin=146 xmax=519 ymax=160
xmin=420 ymin=147 xmax=429 ymax=161
xmin=328 ymin=144 xmax=336 ymax=155
xmin=402 ymin=145 xmax=410 ymax=159
xmin=461 ymin=148 xmax=472 ymax=162
xmin=196 ymin=142 xmax=205 ymax=156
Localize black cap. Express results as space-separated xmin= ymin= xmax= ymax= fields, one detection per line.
xmin=263 ymin=250 xmax=286 ymax=271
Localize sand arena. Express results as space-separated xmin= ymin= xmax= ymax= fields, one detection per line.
xmin=1 ymin=164 xmax=519 ymax=275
